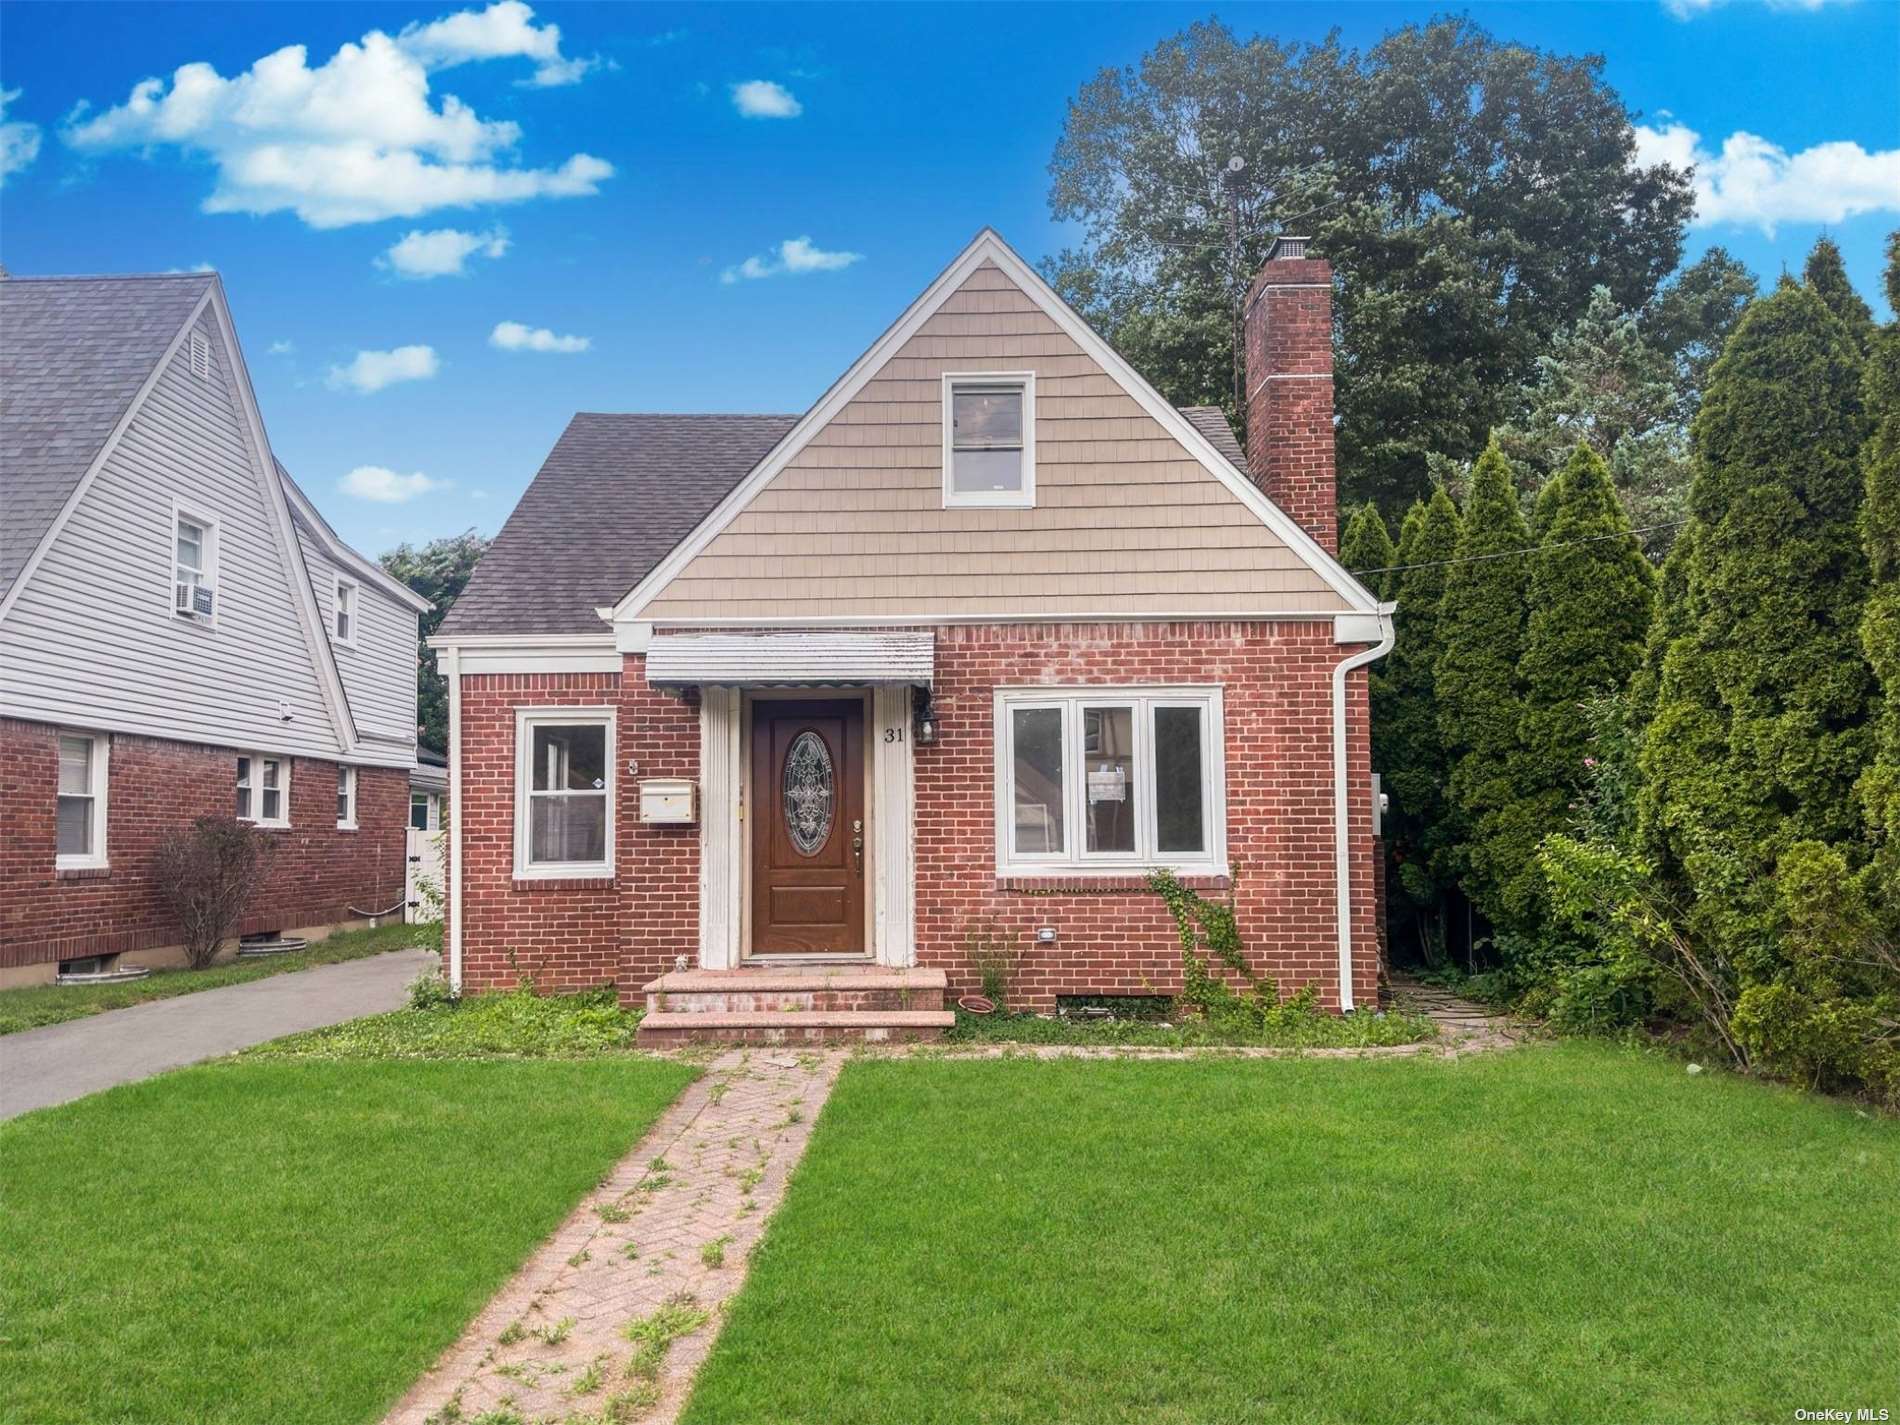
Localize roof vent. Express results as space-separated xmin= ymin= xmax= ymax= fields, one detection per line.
xmin=189 ymin=331 xmax=210 ymax=381
xmin=1267 ymin=235 xmax=1310 ymax=262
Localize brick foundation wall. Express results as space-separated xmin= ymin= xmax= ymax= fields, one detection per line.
xmin=449 ymin=622 xmax=1380 ymax=1013
xmin=0 ymin=717 xmax=408 ymax=970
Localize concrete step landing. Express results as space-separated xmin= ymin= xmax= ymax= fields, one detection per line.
xmin=636 ymin=966 xmax=951 ymax=1045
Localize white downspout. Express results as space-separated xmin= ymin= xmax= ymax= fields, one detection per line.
xmin=1331 ymin=603 xmax=1397 ymax=1012
xmin=446 ymin=645 xmax=464 ymax=994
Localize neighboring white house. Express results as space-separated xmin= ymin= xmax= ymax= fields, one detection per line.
xmin=0 ymin=270 xmax=434 ymax=984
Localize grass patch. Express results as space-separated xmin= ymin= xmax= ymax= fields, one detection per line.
xmin=684 ymin=1043 xmax=1899 ymax=1424
xmin=0 ymin=1056 xmax=696 ymax=1425
xmin=0 ymin=921 xmax=437 ymax=1036
xmin=943 ymin=1003 xmax=1434 ymax=1048
xmin=247 ymin=984 xmax=641 ymax=1060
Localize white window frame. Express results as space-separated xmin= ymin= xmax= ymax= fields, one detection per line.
xmin=171 ymin=499 xmax=219 ymax=626
xmin=332 ymin=575 xmax=358 ymax=648
xmin=410 ymin=790 xmax=440 ymax=832
xmin=993 ymin=686 xmax=1226 ymax=877
xmin=942 ymin=371 xmax=1036 ymax=509
xmin=237 ymin=752 xmax=291 ymax=829
xmin=336 ymin=765 xmax=358 ymax=830
xmin=513 ymin=707 xmax=616 ymax=880
xmin=55 ymin=731 xmax=110 ymax=870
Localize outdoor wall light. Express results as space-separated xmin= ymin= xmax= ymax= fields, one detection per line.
xmin=913 ymin=687 xmax=938 ymax=745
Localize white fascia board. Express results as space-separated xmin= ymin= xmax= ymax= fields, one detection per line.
xmin=278 ymin=476 xmax=433 ymax=613
xmin=208 ymin=282 xmax=359 ymax=757
xmin=428 ymin=632 xmax=620 ymax=675
xmin=0 ymin=288 xmax=214 ymax=626
xmin=608 ymin=227 xmax=1379 ymax=628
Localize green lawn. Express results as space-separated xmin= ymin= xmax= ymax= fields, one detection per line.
xmin=0 ymin=1056 xmax=696 ymax=1425
xmin=246 ymin=983 xmax=642 ymax=1060
xmin=0 ymin=921 xmax=438 ymax=1035
xmin=685 ymin=1043 xmax=1899 ymax=1425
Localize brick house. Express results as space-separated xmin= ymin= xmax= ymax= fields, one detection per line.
xmin=0 ymin=272 xmax=432 ymax=986
xmin=432 ymin=231 xmax=1393 ymax=1040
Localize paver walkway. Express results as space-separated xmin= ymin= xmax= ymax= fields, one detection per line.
xmin=0 ymin=947 xmax=438 ymax=1120
xmin=1386 ymin=974 xmax=1520 ymax=1050
xmin=385 ymin=1047 xmax=844 ymax=1425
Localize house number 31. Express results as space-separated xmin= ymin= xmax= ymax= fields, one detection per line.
xmin=884 ymin=726 xmax=904 ymax=743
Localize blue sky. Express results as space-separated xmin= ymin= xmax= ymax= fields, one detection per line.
xmin=2 ymin=1 xmax=1896 ymax=557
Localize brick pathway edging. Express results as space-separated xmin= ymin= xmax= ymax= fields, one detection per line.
xmin=383 ymin=1047 xmax=844 ymax=1425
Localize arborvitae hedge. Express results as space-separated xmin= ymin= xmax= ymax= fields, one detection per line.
xmin=1639 ymin=274 xmax=1872 ymax=963
xmin=1804 ymin=236 xmax=1875 ymax=354
xmin=1858 ymin=234 xmax=1900 ymax=851
xmin=1504 ymin=445 xmax=1657 ymax=923
xmin=1383 ymin=489 xmax=1462 ymax=921
xmin=1435 ymin=439 xmax=1532 ymax=924
xmin=1340 ymin=502 xmax=1397 ymax=600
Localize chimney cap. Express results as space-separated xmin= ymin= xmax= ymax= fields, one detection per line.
xmin=1267 ymin=235 xmax=1310 ymax=261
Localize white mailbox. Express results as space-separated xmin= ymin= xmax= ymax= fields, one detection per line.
xmin=639 ymin=777 xmax=697 ymax=825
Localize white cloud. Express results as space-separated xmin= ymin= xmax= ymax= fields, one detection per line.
xmin=1663 ymin=0 xmax=1851 ymax=17
xmin=1634 ymin=120 xmax=1900 ymax=234
xmin=721 ymin=236 xmax=863 ymax=284
xmin=61 ymin=6 xmax=613 ymax=228
xmin=730 ymin=80 xmax=801 ymax=119
xmin=396 ymin=0 xmax=605 ymax=87
xmin=489 ymin=320 xmax=589 ymax=352
xmin=381 ymin=225 xmax=511 ymax=278
xmin=268 ymin=340 xmax=295 ymax=355
xmin=338 ymin=465 xmax=449 ymax=502
xmin=0 ymin=87 xmax=43 ymax=186
xmin=327 ymin=345 xmax=441 ymax=393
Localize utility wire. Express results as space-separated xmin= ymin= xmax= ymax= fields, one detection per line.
xmin=1350 ymin=519 xmax=1688 ymax=578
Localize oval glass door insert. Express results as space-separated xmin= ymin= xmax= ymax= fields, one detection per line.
xmin=782 ymin=731 xmax=834 ymax=856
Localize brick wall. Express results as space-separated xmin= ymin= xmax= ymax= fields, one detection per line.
xmin=449 ymin=621 xmax=1381 ymax=1012
xmin=0 ymin=717 xmax=407 ymax=970
xmin=1243 ymin=253 xmax=1338 ymax=554
xmin=453 ymin=667 xmax=700 ymax=995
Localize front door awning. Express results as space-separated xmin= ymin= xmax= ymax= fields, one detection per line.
xmin=645 ymin=631 xmax=934 ymax=688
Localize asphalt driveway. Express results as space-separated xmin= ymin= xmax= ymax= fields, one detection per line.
xmin=0 ymin=947 xmax=437 ymax=1119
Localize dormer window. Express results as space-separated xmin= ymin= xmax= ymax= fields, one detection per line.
xmin=333 ymin=576 xmax=357 ymax=647
xmin=943 ymin=372 xmax=1035 ymax=508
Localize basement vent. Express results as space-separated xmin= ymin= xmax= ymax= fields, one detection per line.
xmin=189 ymin=331 xmax=210 ymax=380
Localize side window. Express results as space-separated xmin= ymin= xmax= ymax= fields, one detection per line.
xmin=173 ymin=507 xmax=218 ymax=622
xmin=336 ymin=766 xmax=358 ymax=829
xmin=237 ymin=754 xmax=290 ymax=828
xmin=333 ymin=578 xmax=357 ymax=647
xmin=56 ymin=732 xmax=109 ymax=869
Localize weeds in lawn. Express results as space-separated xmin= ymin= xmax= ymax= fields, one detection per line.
xmin=622 ymin=1241 xmax=640 ymax=1261
xmin=423 ymin=1393 xmax=465 ymax=1425
xmin=249 ymin=984 xmax=642 ymax=1061
xmin=738 ymin=1166 xmax=764 ymax=1192
xmin=648 ymin=1156 xmax=672 ymax=1173
xmin=596 ymin=1201 xmax=632 ymax=1224
xmin=497 ymin=1320 xmax=526 ymax=1346
xmin=568 ymin=1249 xmax=591 ymax=1268
xmin=604 ymin=1381 xmax=662 ymax=1420
xmin=624 ymin=1295 xmax=712 ymax=1382
xmin=700 ymin=1235 xmax=732 ymax=1269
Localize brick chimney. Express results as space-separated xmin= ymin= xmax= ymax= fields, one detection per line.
xmin=1243 ymin=236 xmax=1337 ymax=554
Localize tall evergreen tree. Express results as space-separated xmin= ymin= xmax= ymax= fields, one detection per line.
xmin=1858 ymin=233 xmax=1900 ymax=851
xmin=1436 ymin=439 xmax=1532 ymax=924
xmin=1506 ymin=445 xmax=1657 ymax=923
xmin=1642 ymin=246 xmax=1759 ymax=410
xmin=1804 ymin=236 xmax=1876 ymax=353
xmin=1382 ymin=490 xmax=1463 ymax=934
xmin=1340 ymin=502 xmax=1398 ymax=599
xmin=1638 ymin=261 xmax=1873 ymax=962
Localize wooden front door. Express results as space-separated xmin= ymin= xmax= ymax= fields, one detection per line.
xmin=748 ymin=697 xmax=866 ymax=956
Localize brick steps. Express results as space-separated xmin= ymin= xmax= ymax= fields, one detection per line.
xmin=635 ymin=966 xmax=951 ymax=1044
xmin=636 ymin=1008 xmax=954 ymax=1047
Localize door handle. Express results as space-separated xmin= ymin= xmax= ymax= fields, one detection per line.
xmin=852 ymin=819 xmax=863 ymax=873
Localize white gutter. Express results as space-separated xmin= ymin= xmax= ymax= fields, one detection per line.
xmin=446 ymin=645 xmax=464 ymax=994
xmin=1331 ymin=603 xmax=1398 ymax=1012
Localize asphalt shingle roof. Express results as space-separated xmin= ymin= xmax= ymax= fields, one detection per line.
xmin=1178 ymin=405 xmax=1249 ymax=475
xmin=0 ymin=274 xmax=215 ymax=598
xmin=439 ymin=412 xmax=799 ymax=637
